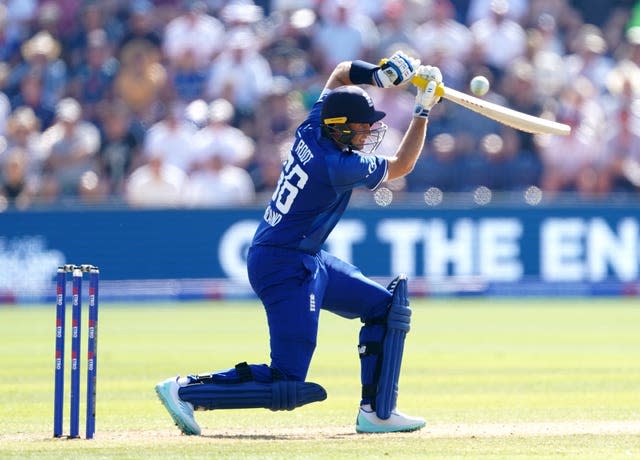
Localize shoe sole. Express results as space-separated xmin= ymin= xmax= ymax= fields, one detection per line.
xmin=155 ymin=381 xmax=201 ymax=436
xmin=356 ymin=422 xmax=425 ymax=434
xmin=356 ymin=414 xmax=426 ymax=433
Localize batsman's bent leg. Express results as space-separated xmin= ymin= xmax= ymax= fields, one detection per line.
xmin=179 ymin=362 xmax=327 ymax=411
xmin=375 ymin=275 xmax=411 ymax=419
xmin=356 ymin=275 xmax=425 ymax=433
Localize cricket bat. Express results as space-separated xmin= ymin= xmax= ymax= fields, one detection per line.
xmin=411 ymin=76 xmax=571 ymax=136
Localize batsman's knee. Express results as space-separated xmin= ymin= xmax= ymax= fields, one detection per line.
xmin=386 ymin=274 xmax=411 ymax=331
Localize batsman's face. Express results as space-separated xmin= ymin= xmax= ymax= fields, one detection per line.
xmin=349 ymin=123 xmax=371 ymax=149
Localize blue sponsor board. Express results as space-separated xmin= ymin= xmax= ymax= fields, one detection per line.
xmin=1 ymin=206 xmax=639 ymax=302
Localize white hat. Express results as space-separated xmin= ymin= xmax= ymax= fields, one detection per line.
xmin=56 ymin=98 xmax=82 ymax=122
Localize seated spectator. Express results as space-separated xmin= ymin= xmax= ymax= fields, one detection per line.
xmin=536 ymin=79 xmax=606 ymax=199
xmin=8 ymin=31 xmax=68 ymax=107
xmin=3 ymin=106 xmax=45 ymax=183
xmin=253 ymin=77 xmax=306 ymax=145
xmin=205 ymin=27 xmax=273 ymax=124
xmin=467 ymin=0 xmax=529 ymax=24
xmin=69 ymin=29 xmax=119 ymax=121
xmin=118 ymin=0 xmax=162 ymax=57
xmin=63 ymin=1 xmax=124 ymax=70
xmin=0 ymin=4 xmax=22 ymax=65
xmin=193 ymin=98 xmax=255 ymax=171
xmin=96 ymin=101 xmax=141 ymax=195
xmin=406 ymin=133 xmax=463 ymax=193
xmin=563 ymin=24 xmax=614 ymax=94
xmin=597 ymin=105 xmax=640 ymax=194
xmin=169 ymin=49 xmax=208 ymax=104
xmin=39 ymin=97 xmax=101 ymax=200
xmin=125 ymin=149 xmax=188 ymax=208
xmin=182 ymin=148 xmax=256 ymax=207
xmin=115 ymin=40 xmax=167 ymax=122
xmin=375 ymin=1 xmax=421 ymax=58
xmin=163 ymin=0 xmax=225 ymax=71
xmin=143 ymin=103 xmax=197 ymax=173
xmin=312 ymin=0 xmax=380 ymax=73
xmin=0 ymin=147 xmax=38 ymax=209
xmin=480 ymin=129 xmax=541 ymax=191
xmin=469 ymin=0 xmax=527 ymax=78
xmin=413 ymin=0 xmax=473 ymax=68
xmin=9 ymin=70 xmax=55 ymax=129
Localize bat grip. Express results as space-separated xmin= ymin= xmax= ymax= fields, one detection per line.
xmin=411 ymin=75 xmax=445 ymax=97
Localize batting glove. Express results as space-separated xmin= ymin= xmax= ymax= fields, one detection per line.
xmin=414 ymin=65 xmax=443 ymax=118
xmin=374 ymin=51 xmax=419 ymax=88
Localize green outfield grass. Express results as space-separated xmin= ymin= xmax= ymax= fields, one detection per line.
xmin=1 ymin=298 xmax=639 ymax=459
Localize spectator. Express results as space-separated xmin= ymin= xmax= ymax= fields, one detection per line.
xmin=69 ymin=29 xmax=119 ymax=121
xmin=182 ymin=149 xmax=256 ymax=207
xmin=143 ymin=103 xmax=197 ymax=174
xmin=3 ymin=0 xmax=38 ymax=42
xmin=9 ymin=71 xmax=56 ymax=129
xmin=206 ymin=27 xmax=273 ymax=124
xmin=163 ymin=0 xmax=225 ymax=71
xmin=193 ymin=98 xmax=255 ymax=171
xmin=375 ymin=1 xmax=421 ymax=57
xmin=0 ymin=147 xmax=37 ymax=209
xmin=597 ymin=104 xmax=640 ymax=194
xmin=469 ymin=0 xmax=527 ymax=78
xmin=63 ymin=1 xmax=124 ymax=70
xmin=114 ymin=40 xmax=167 ymax=122
xmin=467 ymin=0 xmax=529 ymax=24
xmin=563 ymin=24 xmax=615 ymax=94
xmin=125 ymin=149 xmax=188 ymax=208
xmin=406 ymin=133 xmax=461 ymax=192
xmin=499 ymin=60 xmax=543 ymax=152
xmin=536 ymin=78 xmax=607 ymax=199
xmin=39 ymin=97 xmax=101 ymax=200
xmin=413 ymin=0 xmax=474 ymax=66
xmin=312 ymin=0 xmax=380 ymax=73
xmin=0 ymin=4 xmax=22 ymax=65
xmin=8 ymin=31 xmax=68 ymax=107
xmin=96 ymin=101 xmax=141 ymax=196
xmin=169 ymin=48 xmax=208 ymax=104
xmin=34 ymin=2 xmax=64 ymax=40
xmin=481 ymin=129 xmax=541 ymax=191
xmin=118 ymin=0 xmax=163 ymax=56
xmin=248 ymin=136 xmax=288 ymax=195
xmin=253 ymin=77 xmax=306 ymax=144
xmin=3 ymin=106 xmax=45 ymax=184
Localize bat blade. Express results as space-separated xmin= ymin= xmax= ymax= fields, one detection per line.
xmin=412 ymin=76 xmax=571 ymax=136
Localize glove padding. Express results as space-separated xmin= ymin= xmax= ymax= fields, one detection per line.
xmin=414 ymin=65 xmax=443 ymax=118
xmin=374 ymin=51 xmax=419 ymax=88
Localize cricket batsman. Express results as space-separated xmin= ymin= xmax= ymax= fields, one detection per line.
xmin=156 ymin=50 xmax=443 ymax=434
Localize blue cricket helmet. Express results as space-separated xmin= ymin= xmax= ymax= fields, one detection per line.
xmin=320 ymin=86 xmax=387 ymax=154
xmin=321 ymin=86 xmax=386 ymax=125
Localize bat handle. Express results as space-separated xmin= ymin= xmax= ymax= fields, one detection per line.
xmin=411 ymin=75 xmax=445 ymax=97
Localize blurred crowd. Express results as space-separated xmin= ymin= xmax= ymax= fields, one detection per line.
xmin=1 ymin=0 xmax=640 ymax=210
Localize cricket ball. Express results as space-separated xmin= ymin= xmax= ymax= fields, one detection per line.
xmin=470 ymin=75 xmax=490 ymax=96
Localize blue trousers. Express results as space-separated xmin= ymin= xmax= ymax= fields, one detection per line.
xmin=246 ymin=245 xmax=392 ymax=382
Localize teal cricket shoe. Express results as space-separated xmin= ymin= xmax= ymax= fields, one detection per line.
xmin=356 ymin=404 xmax=426 ymax=433
xmin=155 ymin=376 xmax=201 ymax=436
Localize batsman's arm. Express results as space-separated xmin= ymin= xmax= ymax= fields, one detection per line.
xmin=385 ymin=117 xmax=428 ymax=181
xmin=385 ymin=68 xmax=442 ymax=181
xmin=324 ymin=52 xmax=419 ymax=91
